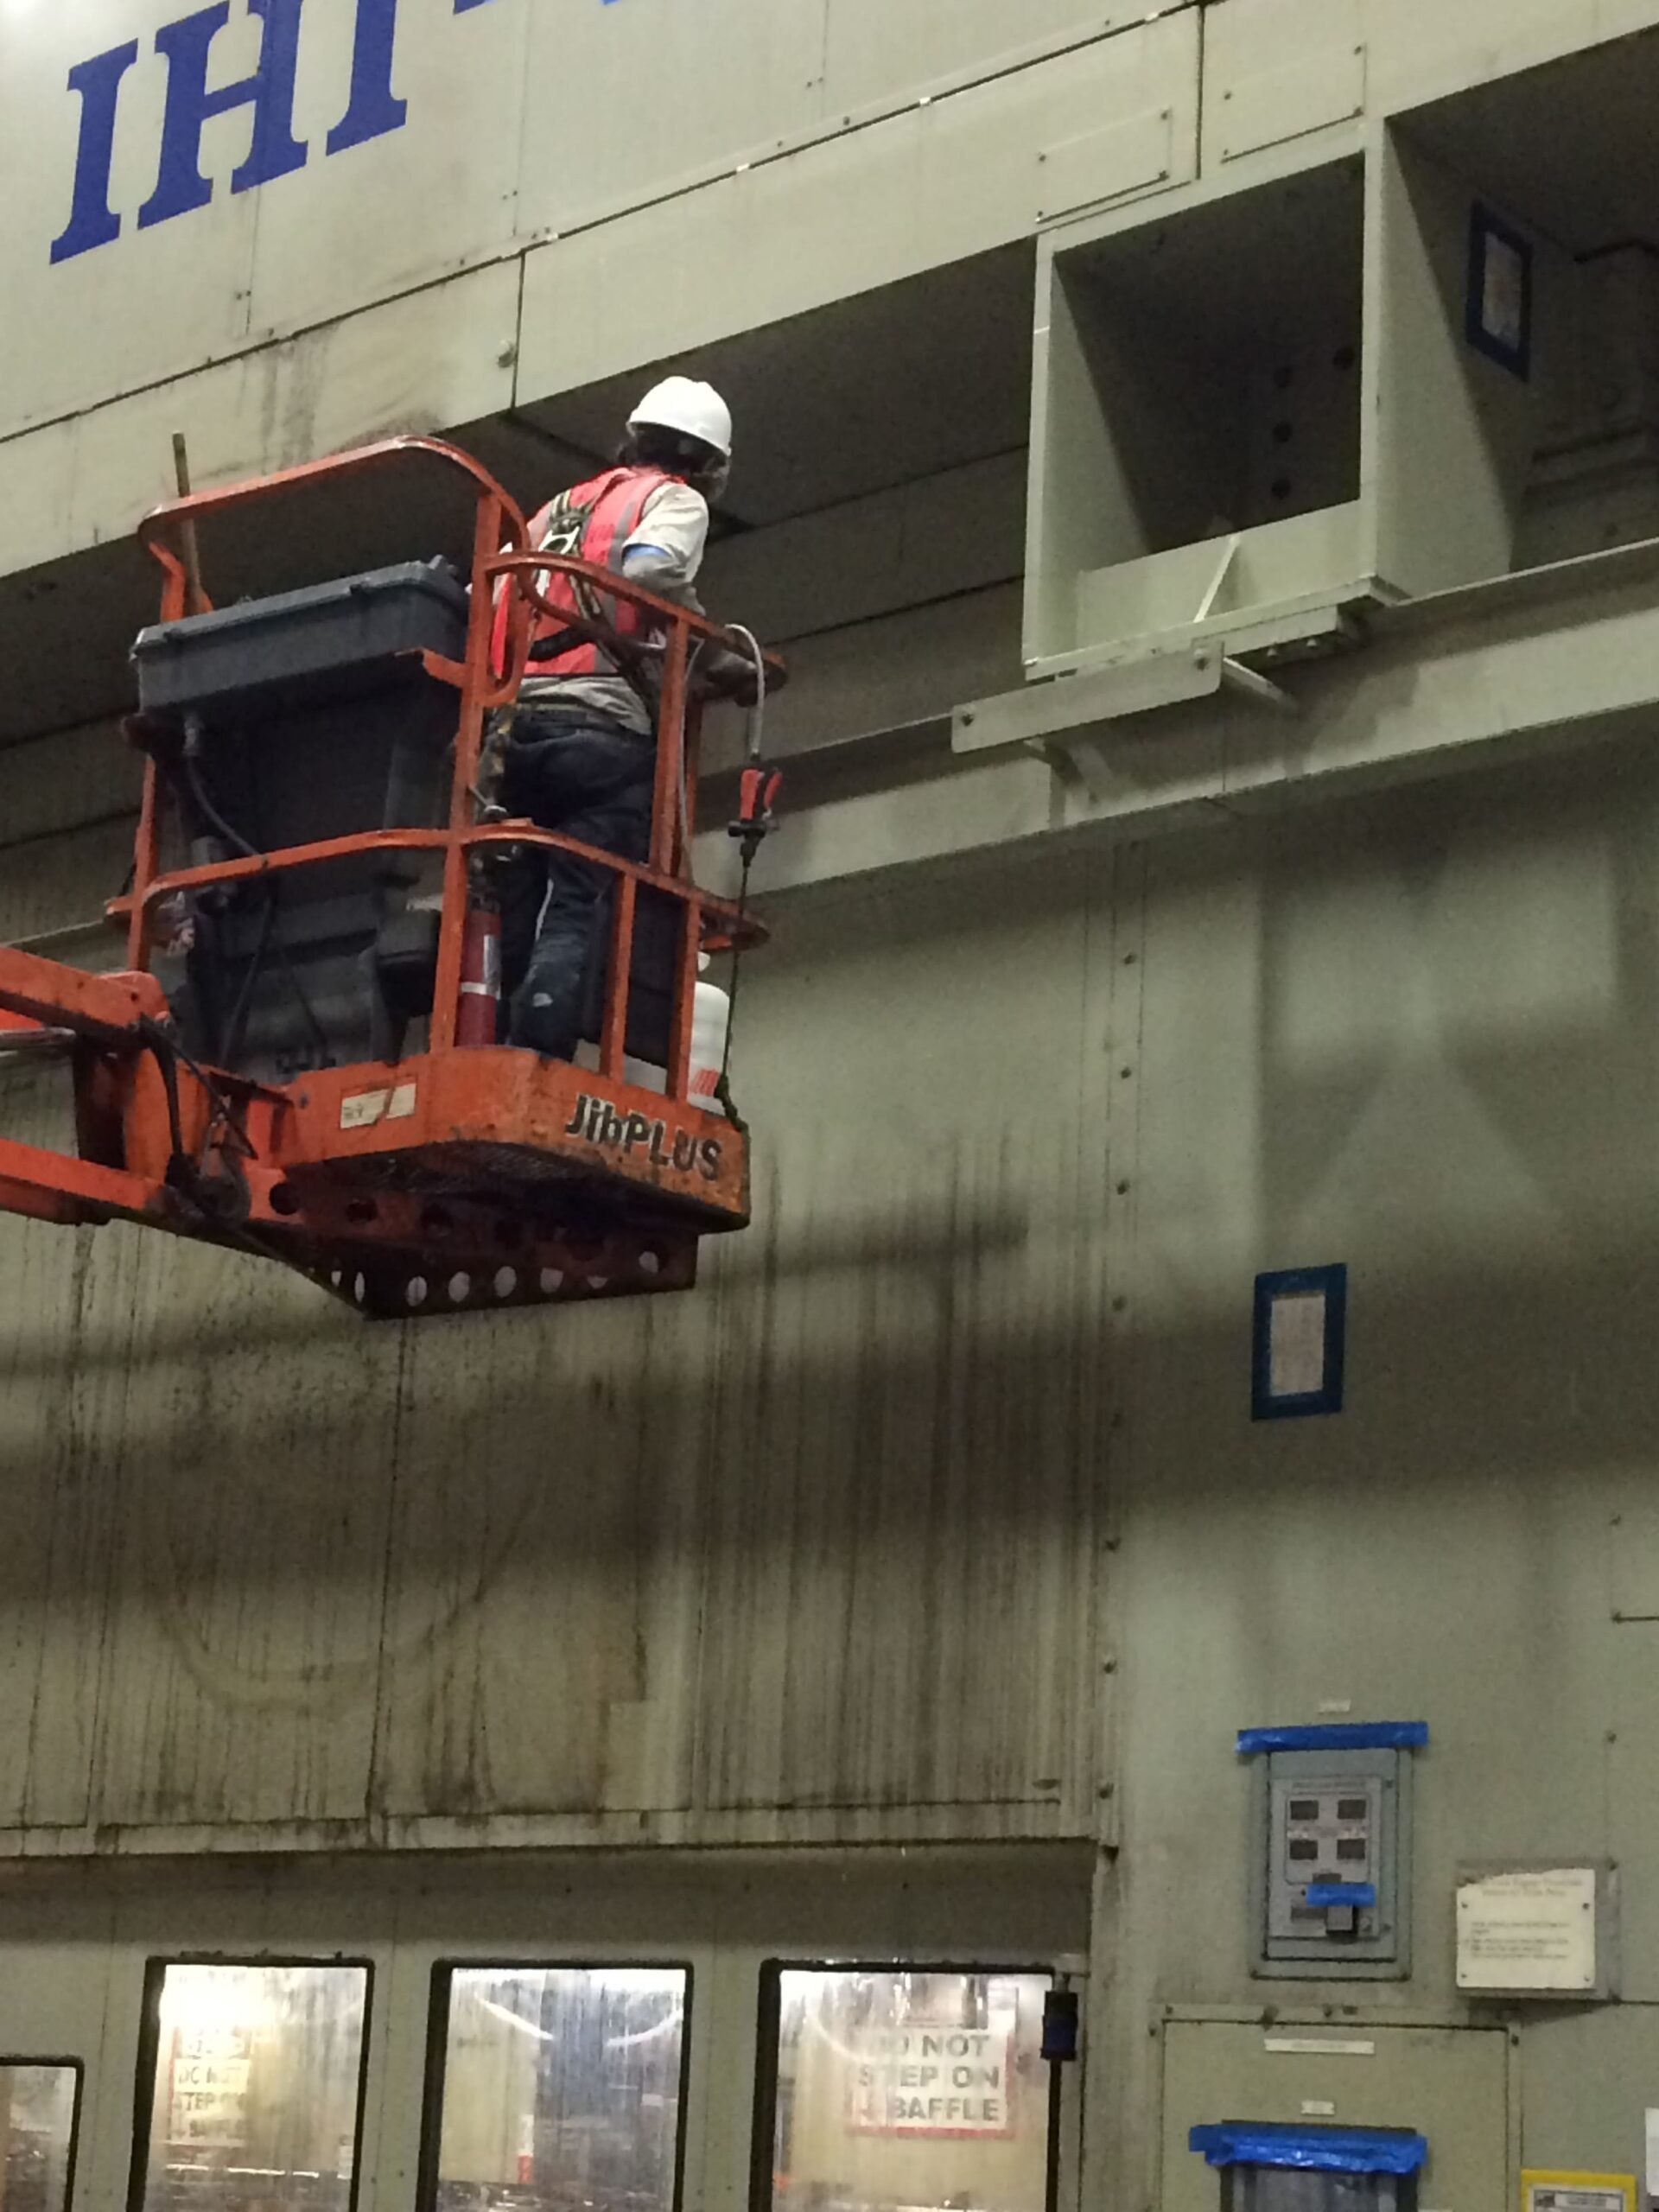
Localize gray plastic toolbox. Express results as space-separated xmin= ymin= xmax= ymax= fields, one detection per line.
xmin=131 ymin=559 xmax=470 ymax=718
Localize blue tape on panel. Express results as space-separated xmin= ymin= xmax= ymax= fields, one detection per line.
xmin=1189 ymin=2125 xmax=1428 ymax=2176
xmin=1306 ymin=1883 xmax=1377 ymax=1909
xmin=1236 ymin=1721 xmax=1429 ymax=1756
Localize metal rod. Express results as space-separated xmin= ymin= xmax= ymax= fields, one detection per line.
xmin=652 ymin=617 xmax=690 ymax=875
xmin=454 ymin=495 xmax=502 ymax=833
xmin=171 ymin=434 xmax=208 ymax=616
xmin=432 ymin=492 xmax=508 ymax=1055
xmin=667 ymin=899 xmax=700 ymax=1103
xmin=140 ymin=434 xmax=530 ymax=573
xmin=111 ymin=824 xmax=761 ymax=936
xmin=1043 ymin=2063 xmax=1063 ymax=2212
xmin=601 ymin=875 xmax=637 ymax=1083
xmin=679 ymin=696 xmax=705 ymax=880
xmin=127 ymin=764 xmax=161 ymax=970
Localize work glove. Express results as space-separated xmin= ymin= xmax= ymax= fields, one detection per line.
xmin=698 ymin=642 xmax=788 ymax=707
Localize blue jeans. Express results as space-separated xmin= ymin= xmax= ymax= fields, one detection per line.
xmin=498 ymin=709 xmax=656 ymax=1059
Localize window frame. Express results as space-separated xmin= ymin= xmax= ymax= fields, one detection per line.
xmin=749 ymin=1957 xmax=1061 ymax=2212
xmin=124 ymin=1953 xmax=376 ymax=2212
xmin=0 ymin=2054 xmax=86 ymax=2212
xmin=416 ymin=1956 xmax=697 ymax=2212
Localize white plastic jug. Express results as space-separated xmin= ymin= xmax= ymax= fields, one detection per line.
xmin=571 ymin=980 xmax=731 ymax=1115
xmin=690 ymin=981 xmax=732 ymax=1115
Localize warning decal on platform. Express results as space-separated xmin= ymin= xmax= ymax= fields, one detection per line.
xmin=340 ymin=1084 xmax=418 ymax=1130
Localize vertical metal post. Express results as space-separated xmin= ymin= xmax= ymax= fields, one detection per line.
xmin=678 ymin=696 xmax=706 ymax=880
xmin=1044 ymin=2058 xmax=1064 ymax=2212
xmin=126 ymin=763 xmax=161 ymax=972
xmin=601 ymin=874 xmax=637 ymax=1083
xmin=650 ymin=616 xmax=690 ymax=876
xmin=432 ymin=491 xmax=502 ymax=1053
xmin=668 ymin=897 xmax=700 ymax=1103
xmin=171 ymin=434 xmax=209 ymax=616
xmin=646 ymin=614 xmax=696 ymax=1096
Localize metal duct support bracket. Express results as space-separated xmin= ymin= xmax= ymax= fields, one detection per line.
xmin=953 ymin=606 xmax=1362 ymax=798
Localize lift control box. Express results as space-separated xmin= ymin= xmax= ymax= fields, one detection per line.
xmin=1240 ymin=1724 xmax=1424 ymax=1979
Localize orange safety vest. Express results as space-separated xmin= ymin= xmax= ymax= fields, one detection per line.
xmin=493 ymin=464 xmax=680 ymax=684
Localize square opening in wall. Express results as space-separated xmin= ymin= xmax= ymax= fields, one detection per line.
xmin=1029 ymin=156 xmax=1364 ymax=669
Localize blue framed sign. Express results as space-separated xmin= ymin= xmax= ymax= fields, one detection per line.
xmin=1252 ymin=1264 xmax=1346 ymax=1421
xmin=1466 ymin=203 xmax=1533 ymax=380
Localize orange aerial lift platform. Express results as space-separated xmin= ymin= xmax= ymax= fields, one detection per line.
xmin=0 ymin=437 xmax=785 ymax=1318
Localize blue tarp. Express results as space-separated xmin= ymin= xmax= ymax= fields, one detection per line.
xmin=1236 ymin=1722 xmax=1429 ymax=1756
xmin=1189 ymin=2125 xmax=1428 ymax=2176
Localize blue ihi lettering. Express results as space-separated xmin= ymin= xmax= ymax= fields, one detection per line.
xmin=51 ymin=0 xmax=500 ymax=265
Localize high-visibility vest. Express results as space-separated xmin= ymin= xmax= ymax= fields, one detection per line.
xmin=493 ymin=464 xmax=680 ymax=683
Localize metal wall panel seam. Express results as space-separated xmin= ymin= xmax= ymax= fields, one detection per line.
xmin=1079 ymin=1850 xmax=1119 ymax=2212
xmin=360 ymin=1323 xmax=417 ymax=1851
xmin=4 ymin=3 xmax=1650 ymax=454
xmin=0 ymin=1801 xmax=1099 ymax=1859
xmin=0 ymin=18 xmax=1175 ymax=457
xmin=0 ymin=252 xmax=530 ymax=456
xmin=818 ymin=3 xmax=1197 ymax=132
xmin=509 ymin=256 xmax=528 ymax=409
xmin=1098 ymin=842 xmax=1147 ymax=1850
xmin=1069 ymin=848 xmax=1121 ymax=1840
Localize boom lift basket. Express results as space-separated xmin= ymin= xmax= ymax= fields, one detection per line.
xmin=0 ymin=437 xmax=784 ymax=1318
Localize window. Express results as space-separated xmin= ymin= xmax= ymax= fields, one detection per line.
xmin=132 ymin=1961 xmax=371 ymax=2212
xmin=423 ymin=1965 xmax=690 ymax=2212
xmin=0 ymin=2063 xmax=79 ymax=2212
xmin=759 ymin=1967 xmax=1053 ymax=2212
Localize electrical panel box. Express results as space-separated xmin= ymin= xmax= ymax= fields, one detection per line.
xmin=1252 ymin=1746 xmax=1411 ymax=1977
xmin=1164 ymin=2017 xmax=1507 ymax=2212
xmin=1221 ymin=2172 xmax=1414 ymax=2212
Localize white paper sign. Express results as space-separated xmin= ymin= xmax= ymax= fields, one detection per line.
xmin=1268 ymin=1290 xmax=1327 ymax=1396
xmin=1456 ymin=1866 xmax=1598 ymax=1992
xmin=169 ymin=2024 xmax=252 ymax=2147
xmin=848 ymin=2024 xmax=1014 ymax=2137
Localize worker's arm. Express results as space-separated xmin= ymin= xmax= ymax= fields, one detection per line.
xmin=621 ymin=483 xmax=709 ymax=597
xmin=621 ymin=542 xmax=707 ymax=613
xmin=621 ymin=493 xmax=769 ymax=702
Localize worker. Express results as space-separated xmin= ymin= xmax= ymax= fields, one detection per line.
xmin=491 ymin=375 xmax=758 ymax=1062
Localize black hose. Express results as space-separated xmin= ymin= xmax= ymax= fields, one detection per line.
xmin=183 ymin=714 xmax=334 ymax=1069
xmin=219 ymin=885 xmax=277 ymax=1068
xmin=138 ymin=1018 xmax=190 ymax=1175
xmin=1044 ymin=2063 xmax=1063 ymax=2212
xmin=714 ymin=849 xmax=753 ymax=1138
xmin=182 ymin=716 xmax=262 ymax=864
xmin=274 ymin=929 xmax=334 ymax=1068
xmin=711 ymin=626 xmax=769 ymax=1128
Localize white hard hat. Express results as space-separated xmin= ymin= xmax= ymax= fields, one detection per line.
xmin=629 ymin=376 xmax=733 ymax=460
